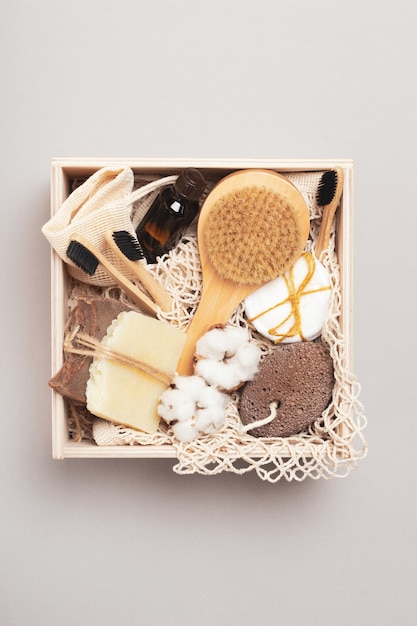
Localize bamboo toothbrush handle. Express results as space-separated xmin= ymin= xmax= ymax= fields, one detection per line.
xmin=98 ymin=260 xmax=159 ymax=316
xmin=315 ymin=205 xmax=338 ymax=258
xmin=99 ymin=258 xmax=159 ymax=316
xmin=126 ymin=261 xmax=172 ymax=312
xmin=105 ymin=233 xmax=172 ymax=311
xmin=315 ymin=168 xmax=344 ymax=258
xmin=74 ymin=235 xmax=159 ymax=316
xmin=315 ymin=214 xmax=334 ymax=258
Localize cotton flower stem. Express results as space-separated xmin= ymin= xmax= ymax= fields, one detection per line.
xmin=241 ymin=401 xmax=278 ymax=434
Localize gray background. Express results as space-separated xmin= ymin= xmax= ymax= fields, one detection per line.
xmin=1 ymin=1 xmax=416 ymax=624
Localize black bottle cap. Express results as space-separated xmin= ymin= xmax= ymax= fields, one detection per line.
xmin=174 ymin=168 xmax=207 ymax=201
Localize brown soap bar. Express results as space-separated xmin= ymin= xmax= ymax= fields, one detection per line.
xmin=49 ymin=296 xmax=132 ymax=403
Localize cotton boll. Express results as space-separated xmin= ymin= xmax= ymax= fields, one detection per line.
xmin=173 ymin=374 xmax=207 ymax=402
xmin=197 ymin=384 xmax=228 ymax=410
xmin=224 ymin=326 xmax=250 ymax=353
xmin=195 ymin=328 xmax=227 ymax=360
xmin=195 ymin=386 xmax=227 ymax=433
xmin=194 ymin=359 xmax=217 ymax=387
xmin=193 ymin=325 xmax=262 ymax=392
xmin=157 ymin=388 xmax=195 ymax=423
xmin=172 ymin=419 xmax=199 ymax=442
xmin=195 ymin=359 xmax=240 ymax=391
xmin=196 ymin=406 xmax=226 ymax=434
xmin=232 ymin=342 xmax=261 ymax=379
xmin=196 ymin=326 xmax=249 ymax=360
xmin=159 ymin=365 xmax=231 ymax=443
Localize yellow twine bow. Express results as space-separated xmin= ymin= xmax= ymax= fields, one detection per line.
xmin=248 ymin=252 xmax=331 ymax=343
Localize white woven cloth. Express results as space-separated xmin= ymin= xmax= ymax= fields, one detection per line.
xmin=43 ymin=166 xmax=176 ymax=286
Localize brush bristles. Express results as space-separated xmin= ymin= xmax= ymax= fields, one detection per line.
xmin=112 ymin=231 xmax=145 ymax=261
xmin=204 ymin=186 xmax=303 ymax=285
xmin=66 ymin=240 xmax=99 ymax=275
xmin=316 ymin=170 xmax=338 ymax=206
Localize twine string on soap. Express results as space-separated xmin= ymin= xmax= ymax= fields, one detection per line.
xmin=64 ymin=326 xmax=173 ymax=386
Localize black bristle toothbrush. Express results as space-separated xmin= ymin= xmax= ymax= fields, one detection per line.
xmin=105 ymin=230 xmax=172 ymax=312
xmin=315 ymin=167 xmax=344 ymax=258
xmin=66 ymin=234 xmax=159 ymax=317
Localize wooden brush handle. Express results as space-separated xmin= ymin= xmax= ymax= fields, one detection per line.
xmin=105 ymin=232 xmax=172 ymax=312
xmin=176 ymin=277 xmax=256 ymax=376
xmin=175 ymin=289 xmax=220 ymax=376
xmin=74 ymin=234 xmax=159 ymax=316
xmin=176 ymin=289 xmax=224 ymax=377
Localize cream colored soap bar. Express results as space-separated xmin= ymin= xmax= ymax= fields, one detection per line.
xmin=86 ymin=311 xmax=186 ymax=433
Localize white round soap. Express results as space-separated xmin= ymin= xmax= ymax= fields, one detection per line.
xmin=244 ymin=252 xmax=331 ymax=344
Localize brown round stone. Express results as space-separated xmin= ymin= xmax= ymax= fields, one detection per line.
xmin=239 ymin=341 xmax=334 ymax=437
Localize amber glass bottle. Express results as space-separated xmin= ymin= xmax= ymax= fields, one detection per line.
xmin=136 ymin=168 xmax=207 ymax=263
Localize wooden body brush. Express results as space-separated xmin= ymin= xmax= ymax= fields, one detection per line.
xmin=314 ymin=167 xmax=344 ymax=258
xmin=176 ymin=169 xmax=310 ymax=375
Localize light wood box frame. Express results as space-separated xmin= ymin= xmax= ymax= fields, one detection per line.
xmin=49 ymin=157 xmax=354 ymax=460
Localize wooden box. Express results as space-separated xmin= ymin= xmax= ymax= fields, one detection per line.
xmin=48 ymin=157 xmax=364 ymax=479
